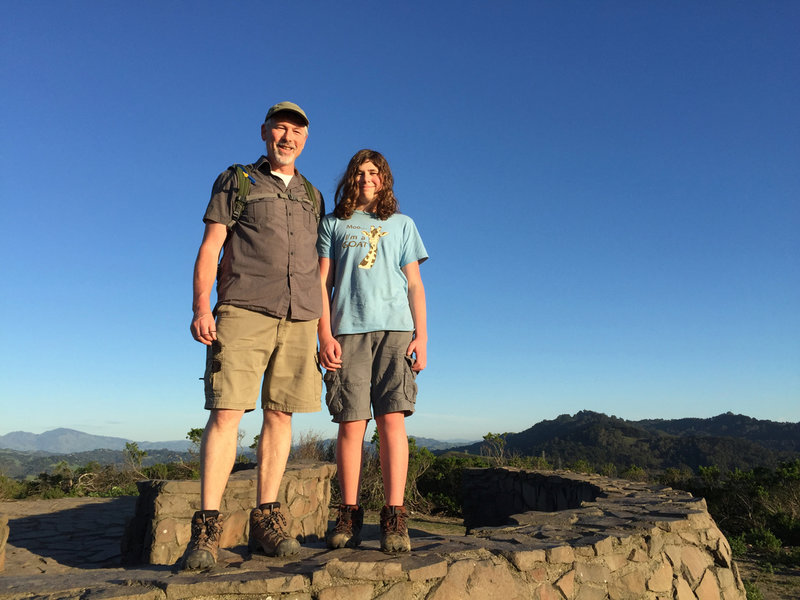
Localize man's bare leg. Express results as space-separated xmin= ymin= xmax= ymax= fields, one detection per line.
xmin=249 ymin=409 xmax=299 ymax=557
xmin=201 ymin=408 xmax=245 ymax=510
xmin=256 ymin=409 xmax=293 ymax=504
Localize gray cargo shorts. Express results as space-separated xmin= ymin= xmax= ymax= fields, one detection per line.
xmin=323 ymin=331 xmax=417 ymax=423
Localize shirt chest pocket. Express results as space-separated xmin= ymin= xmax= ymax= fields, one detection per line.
xmin=297 ymin=199 xmax=318 ymax=232
xmin=239 ymin=195 xmax=278 ymax=224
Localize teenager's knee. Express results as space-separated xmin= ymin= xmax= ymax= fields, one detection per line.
xmin=376 ymin=412 xmax=406 ymax=433
xmin=338 ymin=420 xmax=368 ymax=440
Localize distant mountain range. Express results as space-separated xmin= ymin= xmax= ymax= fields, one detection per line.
xmin=0 ymin=447 xmax=194 ymax=479
xmin=2 ymin=412 xmax=797 ymax=479
xmin=411 ymin=437 xmax=477 ymax=451
xmin=0 ymin=428 xmax=472 ymax=455
xmin=445 ymin=411 xmax=800 ymax=472
xmin=0 ymin=428 xmax=191 ymax=453
xmin=0 ymin=428 xmax=475 ymax=479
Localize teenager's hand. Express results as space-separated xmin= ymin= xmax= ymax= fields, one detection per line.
xmin=319 ymin=337 xmax=343 ymax=370
xmin=407 ymin=337 xmax=427 ymax=372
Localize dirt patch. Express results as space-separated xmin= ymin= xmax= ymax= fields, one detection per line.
xmin=736 ymin=554 xmax=800 ymax=600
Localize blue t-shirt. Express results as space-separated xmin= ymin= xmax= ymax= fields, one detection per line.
xmin=317 ymin=211 xmax=428 ymax=335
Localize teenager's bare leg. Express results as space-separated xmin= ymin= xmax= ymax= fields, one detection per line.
xmin=256 ymin=409 xmax=293 ymax=505
xmin=375 ymin=412 xmax=408 ymax=506
xmin=337 ymin=420 xmax=368 ymax=505
xmin=201 ymin=408 xmax=245 ymax=510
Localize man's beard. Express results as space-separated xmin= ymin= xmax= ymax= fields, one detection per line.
xmin=270 ymin=143 xmax=296 ymax=166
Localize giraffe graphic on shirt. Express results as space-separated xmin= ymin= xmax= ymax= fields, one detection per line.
xmin=358 ymin=226 xmax=389 ymax=269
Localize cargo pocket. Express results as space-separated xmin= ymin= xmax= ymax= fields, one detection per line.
xmin=403 ymin=355 xmax=418 ymax=405
xmin=204 ymin=340 xmax=224 ymax=402
xmin=314 ymin=353 xmax=323 ymax=402
xmin=323 ymin=369 xmax=343 ymax=418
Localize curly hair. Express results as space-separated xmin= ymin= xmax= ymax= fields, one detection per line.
xmin=334 ymin=149 xmax=398 ymax=220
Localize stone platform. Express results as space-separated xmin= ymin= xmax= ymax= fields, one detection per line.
xmin=123 ymin=461 xmax=336 ymax=565
xmin=0 ymin=468 xmax=747 ymax=599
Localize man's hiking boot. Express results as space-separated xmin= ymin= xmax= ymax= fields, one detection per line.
xmin=249 ymin=502 xmax=300 ymax=557
xmin=380 ymin=505 xmax=411 ymax=552
xmin=326 ymin=504 xmax=364 ymax=549
xmin=182 ymin=510 xmax=223 ymax=570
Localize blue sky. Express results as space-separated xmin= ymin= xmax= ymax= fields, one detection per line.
xmin=2 ymin=1 xmax=798 ymax=447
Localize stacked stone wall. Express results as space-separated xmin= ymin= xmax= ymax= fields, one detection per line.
xmin=122 ymin=461 xmax=336 ymax=565
xmin=459 ymin=468 xmax=746 ymax=599
xmin=0 ymin=514 xmax=7 ymax=571
xmin=3 ymin=467 xmax=748 ymax=599
xmin=462 ymin=468 xmax=603 ymax=528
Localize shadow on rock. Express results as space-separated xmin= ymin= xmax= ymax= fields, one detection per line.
xmin=6 ymin=496 xmax=137 ymax=569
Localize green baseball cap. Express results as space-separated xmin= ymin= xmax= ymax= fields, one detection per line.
xmin=264 ymin=101 xmax=309 ymax=126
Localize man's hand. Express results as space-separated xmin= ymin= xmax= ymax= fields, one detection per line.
xmin=319 ymin=336 xmax=343 ymax=370
xmin=190 ymin=311 xmax=217 ymax=345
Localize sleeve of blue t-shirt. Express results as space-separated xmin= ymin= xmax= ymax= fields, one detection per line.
xmin=316 ymin=214 xmax=334 ymax=258
xmin=400 ymin=218 xmax=428 ymax=267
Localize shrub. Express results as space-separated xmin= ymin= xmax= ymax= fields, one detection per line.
xmin=417 ymin=454 xmax=490 ymax=516
xmin=598 ymin=462 xmax=618 ymax=477
xmin=744 ymin=581 xmax=764 ymax=600
xmin=659 ymin=466 xmax=692 ymax=488
xmin=480 ymin=433 xmax=508 ymax=463
xmin=620 ymin=465 xmax=648 ymax=482
xmin=746 ymin=527 xmax=782 ymax=553
xmin=729 ymin=534 xmax=747 ymax=556
xmin=291 ymin=430 xmax=334 ymax=462
xmin=570 ymin=459 xmax=593 ymax=474
xmin=0 ymin=474 xmax=25 ymax=499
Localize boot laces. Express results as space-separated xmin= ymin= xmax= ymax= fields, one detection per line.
xmin=191 ymin=514 xmax=222 ymax=548
xmin=383 ymin=508 xmax=407 ymax=534
xmin=257 ymin=508 xmax=288 ymax=536
xmin=333 ymin=506 xmax=355 ymax=533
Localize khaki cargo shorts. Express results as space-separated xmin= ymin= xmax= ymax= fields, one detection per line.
xmin=204 ymin=305 xmax=322 ymax=413
xmin=323 ymin=331 xmax=417 ymax=423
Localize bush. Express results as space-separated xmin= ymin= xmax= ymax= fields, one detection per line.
xmin=746 ymin=527 xmax=782 ymax=553
xmin=620 ymin=465 xmax=648 ymax=482
xmin=291 ymin=430 xmax=334 ymax=462
xmin=598 ymin=462 xmax=618 ymax=477
xmin=569 ymin=459 xmax=593 ymax=474
xmin=0 ymin=474 xmax=25 ymax=499
xmin=744 ymin=581 xmax=764 ymax=600
xmin=729 ymin=534 xmax=747 ymax=556
xmin=417 ymin=454 xmax=490 ymax=516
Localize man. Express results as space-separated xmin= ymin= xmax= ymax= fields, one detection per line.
xmin=184 ymin=101 xmax=324 ymax=570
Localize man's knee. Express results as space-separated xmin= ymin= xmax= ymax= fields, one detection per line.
xmin=263 ymin=409 xmax=293 ymax=427
xmin=207 ymin=408 xmax=245 ymax=431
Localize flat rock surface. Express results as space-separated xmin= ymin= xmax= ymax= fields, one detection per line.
xmin=1 ymin=496 xmax=139 ymax=574
xmin=0 ymin=497 xmax=462 ymax=599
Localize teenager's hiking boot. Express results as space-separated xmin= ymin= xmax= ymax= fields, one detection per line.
xmin=249 ymin=503 xmax=300 ymax=557
xmin=182 ymin=510 xmax=223 ymax=570
xmin=380 ymin=505 xmax=411 ymax=553
xmin=326 ymin=504 xmax=364 ymax=549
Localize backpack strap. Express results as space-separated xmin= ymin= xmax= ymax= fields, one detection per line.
xmin=300 ymin=174 xmax=320 ymax=224
xmin=227 ymin=164 xmax=319 ymax=226
xmin=227 ymin=164 xmax=256 ymax=228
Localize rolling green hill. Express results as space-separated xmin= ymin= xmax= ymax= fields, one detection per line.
xmin=446 ymin=410 xmax=798 ymax=472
